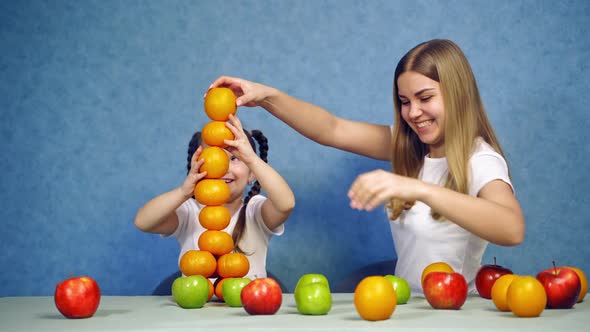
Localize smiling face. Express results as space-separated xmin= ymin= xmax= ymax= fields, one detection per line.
xmin=397 ymin=71 xmax=446 ymax=157
xmin=201 ymin=143 xmax=254 ymax=204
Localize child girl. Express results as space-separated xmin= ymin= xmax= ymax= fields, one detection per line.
xmin=135 ymin=114 xmax=295 ymax=280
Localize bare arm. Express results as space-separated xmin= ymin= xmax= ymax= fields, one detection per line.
xmin=210 ymin=76 xmax=392 ymax=161
xmin=224 ymin=115 xmax=295 ymax=231
xmin=348 ymin=170 xmax=525 ymax=246
xmin=134 ymin=147 xmax=206 ymax=235
xmin=247 ymin=158 xmax=295 ymax=231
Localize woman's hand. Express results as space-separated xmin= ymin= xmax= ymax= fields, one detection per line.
xmin=180 ymin=146 xmax=207 ymax=199
xmin=348 ymin=169 xmax=422 ymax=211
xmin=224 ymin=114 xmax=258 ymax=165
xmin=208 ymin=76 xmax=276 ymax=108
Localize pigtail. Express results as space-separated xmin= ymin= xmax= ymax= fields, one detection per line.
xmin=232 ymin=130 xmax=268 ymax=254
xmin=187 ymin=132 xmax=202 ymax=174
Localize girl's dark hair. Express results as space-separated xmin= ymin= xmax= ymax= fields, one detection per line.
xmin=186 ymin=129 xmax=269 ymax=254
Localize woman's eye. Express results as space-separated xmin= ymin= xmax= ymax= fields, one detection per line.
xmin=230 ymin=156 xmax=238 ymax=161
xmin=421 ymin=96 xmax=432 ymax=102
xmin=400 ymin=100 xmax=410 ymax=105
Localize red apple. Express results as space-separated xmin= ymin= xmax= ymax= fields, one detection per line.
xmin=240 ymin=278 xmax=282 ymax=315
xmin=423 ymin=271 xmax=468 ymax=310
xmin=475 ymin=257 xmax=513 ymax=299
xmin=536 ymin=262 xmax=581 ymax=309
xmin=54 ymin=276 xmax=101 ymax=318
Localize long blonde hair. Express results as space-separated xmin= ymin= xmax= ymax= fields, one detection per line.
xmin=388 ymin=39 xmax=507 ymax=220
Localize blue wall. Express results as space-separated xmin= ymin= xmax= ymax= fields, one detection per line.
xmin=1 ymin=0 xmax=588 ymax=296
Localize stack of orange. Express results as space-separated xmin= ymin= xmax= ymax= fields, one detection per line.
xmin=179 ymin=87 xmax=250 ymax=302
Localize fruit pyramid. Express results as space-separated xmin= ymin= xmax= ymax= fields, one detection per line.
xmin=179 ymin=87 xmax=250 ymax=302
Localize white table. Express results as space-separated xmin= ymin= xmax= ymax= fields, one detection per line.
xmin=1 ymin=294 xmax=589 ymax=331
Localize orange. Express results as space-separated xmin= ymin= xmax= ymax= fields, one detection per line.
xmin=506 ymin=275 xmax=547 ymax=317
xmin=354 ymin=276 xmax=397 ymax=321
xmin=198 ymin=146 xmax=230 ymax=179
xmin=204 ymin=87 xmax=237 ymax=121
xmin=564 ymin=266 xmax=587 ymax=302
xmin=199 ymin=206 xmax=231 ymax=230
xmin=421 ymin=262 xmax=454 ymax=286
xmin=214 ymin=278 xmax=227 ymax=301
xmin=491 ymin=274 xmax=516 ymax=311
xmin=179 ymin=250 xmax=217 ymax=277
xmin=194 ymin=179 xmax=231 ymax=206
xmin=198 ymin=230 xmax=234 ymax=256
xmin=217 ymin=253 xmax=250 ymax=278
xmin=202 ymin=121 xmax=234 ymax=147
xmin=207 ymin=278 xmax=214 ymax=301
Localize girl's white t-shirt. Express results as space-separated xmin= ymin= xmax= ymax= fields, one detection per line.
xmin=166 ymin=195 xmax=284 ymax=280
xmin=388 ymin=138 xmax=513 ymax=294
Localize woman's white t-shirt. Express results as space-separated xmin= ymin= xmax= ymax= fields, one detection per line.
xmin=166 ymin=195 xmax=284 ymax=280
xmin=388 ymin=138 xmax=513 ymax=294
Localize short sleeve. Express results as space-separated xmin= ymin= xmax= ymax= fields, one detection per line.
xmin=469 ymin=152 xmax=513 ymax=197
xmin=162 ymin=199 xmax=190 ymax=238
xmin=247 ymin=195 xmax=285 ymax=236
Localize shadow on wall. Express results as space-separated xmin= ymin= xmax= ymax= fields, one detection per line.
xmin=152 ymin=271 xmax=289 ymax=295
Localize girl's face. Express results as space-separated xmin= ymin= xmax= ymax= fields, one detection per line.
xmin=397 ymin=71 xmax=446 ymax=157
xmin=220 ymin=149 xmax=254 ymax=203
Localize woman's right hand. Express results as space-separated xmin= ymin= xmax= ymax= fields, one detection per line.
xmin=208 ymin=76 xmax=276 ymax=108
xmin=180 ymin=146 xmax=207 ymax=199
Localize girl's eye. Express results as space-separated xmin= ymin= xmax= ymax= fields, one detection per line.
xmin=421 ymin=96 xmax=432 ymax=102
xmin=400 ymin=100 xmax=410 ymax=105
xmin=230 ymin=156 xmax=238 ymax=161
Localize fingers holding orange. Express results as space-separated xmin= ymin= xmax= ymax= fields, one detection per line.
xmin=198 ymin=147 xmax=230 ymax=179
xmin=202 ymin=121 xmax=235 ymax=147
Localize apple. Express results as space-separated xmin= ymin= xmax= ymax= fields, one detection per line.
xmin=294 ymin=274 xmax=332 ymax=315
xmin=241 ymin=277 xmax=282 ymax=315
xmin=384 ymin=275 xmax=411 ymax=304
xmin=475 ymin=257 xmax=513 ymax=299
xmin=294 ymin=274 xmax=330 ymax=293
xmin=423 ymin=271 xmax=468 ymax=310
xmin=222 ymin=277 xmax=251 ymax=307
xmin=172 ymin=275 xmax=210 ymax=309
xmin=54 ymin=276 xmax=101 ymax=319
xmin=536 ymin=262 xmax=581 ymax=309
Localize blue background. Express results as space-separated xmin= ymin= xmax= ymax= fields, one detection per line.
xmin=1 ymin=0 xmax=589 ymax=296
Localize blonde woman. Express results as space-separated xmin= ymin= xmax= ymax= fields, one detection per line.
xmin=208 ymin=39 xmax=525 ymax=294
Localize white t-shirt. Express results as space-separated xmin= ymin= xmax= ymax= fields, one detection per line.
xmin=166 ymin=195 xmax=284 ymax=280
xmin=388 ymin=138 xmax=513 ymax=294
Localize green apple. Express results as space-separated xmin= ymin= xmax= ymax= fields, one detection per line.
xmin=294 ymin=274 xmax=332 ymax=315
xmin=222 ymin=277 xmax=251 ymax=307
xmin=294 ymin=274 xmax=330 ymax=294
xmin=171 ymin=275 xmax=209 ymax=309
xmin=384 ymin=274 xmax=411 ymax=304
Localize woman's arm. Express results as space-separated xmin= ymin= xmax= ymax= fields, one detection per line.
xmin=348 ymin=170 xmax=525 ymax=246
xmin=210 ymin=76 xmax=392 ymax=160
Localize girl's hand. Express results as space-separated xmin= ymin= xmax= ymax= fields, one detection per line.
xmin=180 ymin=146 xmax=207 ymax=198
xmin=224 ymin=114 xmax=258 ymax=165
xmin=208 ymin=76 xmax=275 ymax=108
xmin=347 ymin=169 xmax=421 ymax=211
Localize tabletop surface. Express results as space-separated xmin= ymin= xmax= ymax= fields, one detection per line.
xmin=1 ymin=294 xmax=589 ymax=331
